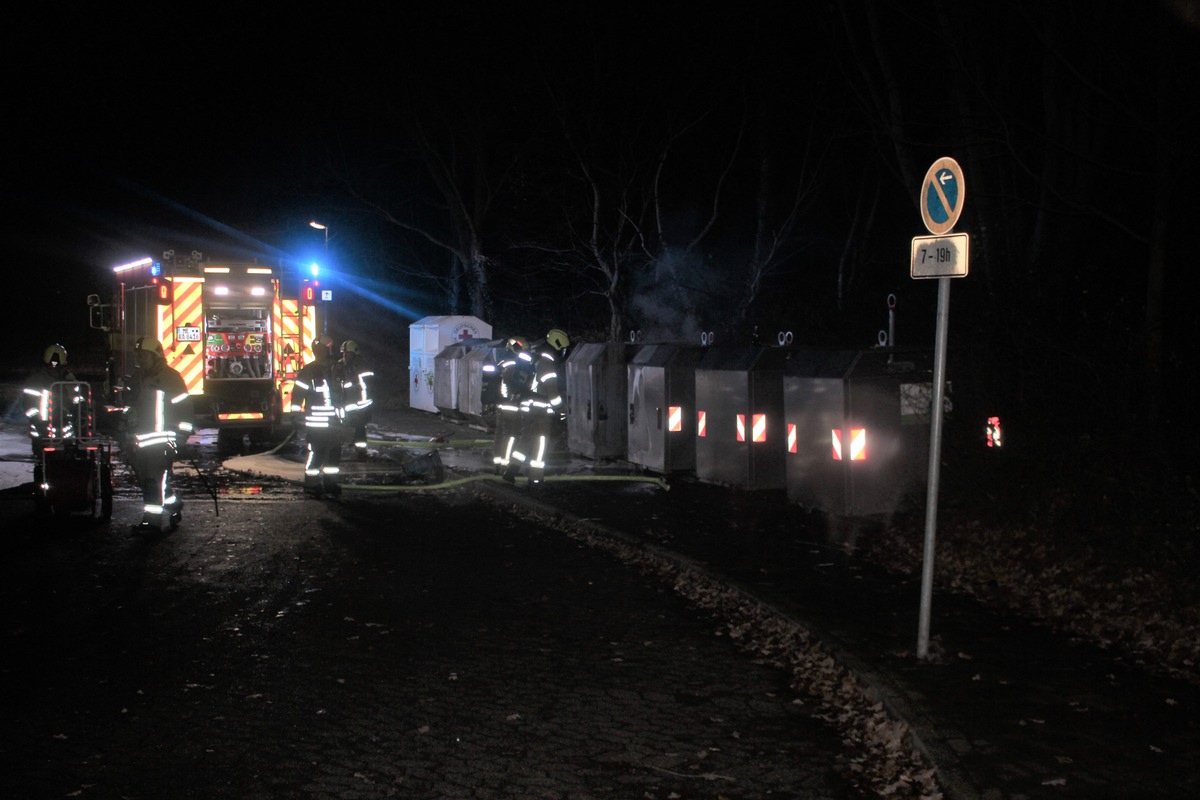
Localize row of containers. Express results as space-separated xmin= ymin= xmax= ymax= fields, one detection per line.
xmin=412 ymin=318 xmax=936 ymax=518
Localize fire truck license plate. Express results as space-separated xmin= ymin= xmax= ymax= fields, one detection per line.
xmin=176 ymin=326 xmax=202 ymax=342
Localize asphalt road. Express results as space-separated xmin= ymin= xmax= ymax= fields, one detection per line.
xmin=1 ymin=477 xmax=860 ymax=799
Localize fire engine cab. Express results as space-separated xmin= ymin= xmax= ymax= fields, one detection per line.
xmin=88 ymin=250 xmax=326 ymax=446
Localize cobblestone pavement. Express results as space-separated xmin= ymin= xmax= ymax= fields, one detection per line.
xmin=1 ymin=485 xmax=857 ymax=799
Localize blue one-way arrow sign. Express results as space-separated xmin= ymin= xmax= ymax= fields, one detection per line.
xmin=920 ymin=157 xmax=965 ymax=235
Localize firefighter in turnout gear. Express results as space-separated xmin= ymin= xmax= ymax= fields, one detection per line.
xmin=338 ymin=340 xmax=375 ymax=460
xmin=23 ymin=343 xmax=78 ymax=485
xmin=492 ymin=335 xmax=529 ymax=476
xmin=126 ymin=337 xmax=194 ymax=532
xmin=494 ymin=329 xmax=567 ymax=486
xmin=291 ymin=333 xmax=345 ymax=497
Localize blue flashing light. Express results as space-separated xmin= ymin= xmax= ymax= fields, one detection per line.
xmin=310 ymin=262 xmax=320 ymax=277
xmin=150 ymin=261 xmax=163 ymax=277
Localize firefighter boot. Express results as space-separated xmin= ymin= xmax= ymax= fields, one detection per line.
xmin=131 ymin=513 xmax=161 ymax=535
xmin=168 ymin=500 xmax=183 ymax=530
xmin=528 ymin=466 xmax=545 ymax=488
xmin=502 ymin=462 xmax=519 ymax=484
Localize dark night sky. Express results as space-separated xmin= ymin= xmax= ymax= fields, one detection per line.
xmin=3 ymin=3 xmax=796 ymax=354
xmin=5 ymin=6 xmax=428 ymax=356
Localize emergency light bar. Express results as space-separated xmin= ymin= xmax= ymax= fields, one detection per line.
xmin=113 ymin=257 xmax=154 ymax=273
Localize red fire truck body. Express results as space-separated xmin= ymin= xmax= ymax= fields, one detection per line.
xmin=91 ymin=252 xmax=324 ymax=443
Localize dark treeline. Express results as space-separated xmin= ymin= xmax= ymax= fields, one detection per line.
xmin=10 ymin=1 xmax=1199 ymax=475
xmin=304 ymin=2 xmax=1198 ymax=468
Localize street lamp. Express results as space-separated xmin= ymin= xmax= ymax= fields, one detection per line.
xmin=308 ymin=221 xmax=331 ymax=334
xmin=308 ymin=220 xmax=329 ymax=253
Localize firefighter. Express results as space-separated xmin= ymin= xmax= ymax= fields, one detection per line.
xmin=496 ymin=329 xmax=568 ymax=486
xmin=339 ymin=340 xmax=375 ymax=460
xmin=291 ymin=333 xmax=345 ymax=497
xmin=23 ymin=343 xmax=78 ymax=485
xmin=125 ymin=337 xmax=193 ymax=532
xmin=492 ymin=335 xmax=530 ymax=477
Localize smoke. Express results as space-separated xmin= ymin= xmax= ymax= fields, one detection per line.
xmin=626 ymin=246 xmax=711 ymax=345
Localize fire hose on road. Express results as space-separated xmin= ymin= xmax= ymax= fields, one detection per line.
xmin=339 ymin=473 xmax=671 ymax=493
xmin=233 ymin=431 xmax=671 ymax=493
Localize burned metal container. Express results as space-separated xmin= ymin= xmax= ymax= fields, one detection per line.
xmin=783 ymin=348 xmax=933 ymax=516
xmin=462 ymin=339 xmax=506 ymax=428
xmin=433 ymin=342 xmax=472 ymax=421
xmin=566 ymin=341 xmax=640 ymax=459
xmin=694 ymin=346 xmax=791 ymax=489
xmin=432 ymin=338 xmax=498 ymax=425
xmin=626 ymin=344 xmax=705 ymax=474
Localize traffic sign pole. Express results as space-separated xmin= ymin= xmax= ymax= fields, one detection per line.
xmin=913 ymin=156 xmax=966 ymax=661
xmin=917 ymin=276 xmax=951 ymax=659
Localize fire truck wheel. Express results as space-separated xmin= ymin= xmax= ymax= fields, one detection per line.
xmin=99 ymin=461 xmax=113 ymax=521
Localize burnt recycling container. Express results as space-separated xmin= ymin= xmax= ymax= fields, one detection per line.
xmin=433 ymin=342 xmax=472 ymax=420
xmin=783 ymin=347 xmax=933 ymax=516
xmin=627 ymin=344 xmax=705 ymax=474
xmin=694 ymin=346 xmax=791 ymax=490
xmin=463 ymin=339 xmax=506 ymax=428
xmin=434 ymin=338 xmax=496 ymax=425
xmin=566 ymin=341 xmax=640 ymax=459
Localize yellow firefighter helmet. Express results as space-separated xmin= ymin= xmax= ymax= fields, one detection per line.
xmin=134 ymin=337 xmax=164 ymax=357
xmin=546 ymin=328 xmax=570 ymax=351
xmin=311 ymin=333 xmax=335 ymax=359
xmin=341 ymin=340 xmax=360 ymax=356
xmin=43 ymin=343 xmax=68 ymax=366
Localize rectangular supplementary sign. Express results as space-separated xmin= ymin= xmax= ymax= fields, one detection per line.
xmin=910 ymin=233 xmax=969 ymax=279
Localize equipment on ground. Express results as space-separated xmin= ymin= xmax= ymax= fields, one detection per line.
xmin=33 ymin=381 xmax=114 ymax=520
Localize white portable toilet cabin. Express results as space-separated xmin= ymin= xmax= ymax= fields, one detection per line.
xmin=408 ymin=316 xmax=492 ymax=413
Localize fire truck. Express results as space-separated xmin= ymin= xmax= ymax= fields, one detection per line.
xmin=88 ymin=250 xmax=326 ymax=446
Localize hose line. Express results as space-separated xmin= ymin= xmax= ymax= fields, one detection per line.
xmin=339 ymin=472 xmax=670 ymax=493
xmin=366 ymin=437 xmax=494 ymax=449
xmin=263 ymin=429 xmax=297 ymax=456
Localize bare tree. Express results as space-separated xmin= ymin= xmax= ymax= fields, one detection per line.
xmin=550 ymin=82 xmax=821 ymax=344
xmin=732 ymin=115 xmax=823 ymax=325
